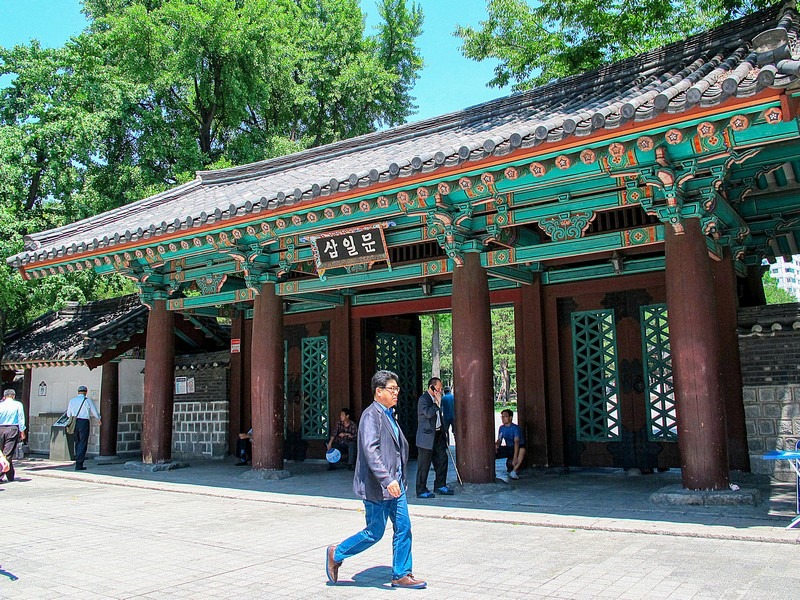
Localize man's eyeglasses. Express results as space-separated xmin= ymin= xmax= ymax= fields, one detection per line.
xmin=381 ymin=386 xmax=401 ymax=394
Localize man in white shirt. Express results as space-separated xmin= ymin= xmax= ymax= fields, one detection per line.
xmin=0 ymin=389 xmax=26 ymax=482
xmin=66 ymin=385 xmax=101 ymax=471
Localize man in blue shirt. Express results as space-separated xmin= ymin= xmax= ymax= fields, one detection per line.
xmin=0 ymin=389 xmax=26 ymax=482
xmin=326 ymin=370 xmax=426 ymax=589
xmin=496 ymin=409 xmax=526 ymax=480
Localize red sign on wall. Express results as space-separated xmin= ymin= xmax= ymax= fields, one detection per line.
xmin=231 ymin=338 xmax=241 ymax=353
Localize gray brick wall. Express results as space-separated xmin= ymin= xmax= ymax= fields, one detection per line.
xmin=739 ymin=304 xmax=800 ymax=482
xmin=29 ymin=413 xmax=100 ymax=457
xmin=172 ymin=401 xmax=229 ymax=459
xmin=117 ymin=404 xmax=143 ymax=455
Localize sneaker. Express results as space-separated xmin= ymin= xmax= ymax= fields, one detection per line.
xmin=417 ymin=491 xmax=436 ymax=499
xmin=435 ymin=486 xmax=454 ymax=495
xmin=509 ymin=470 xmax=519 ymax=480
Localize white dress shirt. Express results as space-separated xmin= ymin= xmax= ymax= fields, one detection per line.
xmin=67 ymin=394 xmax=101 ymax=420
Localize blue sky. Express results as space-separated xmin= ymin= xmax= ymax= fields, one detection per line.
xmin=0 ymin=0 xmax=510 ymax=122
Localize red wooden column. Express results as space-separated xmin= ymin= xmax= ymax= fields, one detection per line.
xmin=99 ymin=361 xmax=119 ymax=457
xmin=514 ymin=278 xmax=548 ymax=466
xmin=452 ymin=252 xmax=495 ymax=483
xmin=142 ymin=299 xmax=175 ymax=464
xmin=712 ymin=249 xmax=750 ymax=472
xmin=228 ymin=310 xmax=244 ymax=455
xmin=21 ymin=368 xmax=32 ymax=435
xmin=665 ymin=218 xmax=729 ymax=490
xmin=251 ymin=282 xmax=285 ymax=471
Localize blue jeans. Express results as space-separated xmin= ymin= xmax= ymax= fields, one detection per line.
xmin=334 ymin=490 xmax=413 ymax=580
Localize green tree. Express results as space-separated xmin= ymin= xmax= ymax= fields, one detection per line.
xmin=763 ymin=270 xmax=798 ymax=304
xmin=1 ymin=0 xmax=424 ymax=331
xmin=456 ymin=0 xmax=772 ymax=90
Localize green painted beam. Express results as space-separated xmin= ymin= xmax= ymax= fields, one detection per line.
xmin=485 ymin=265 xmax=535 ymax=285
xmin=542 ymin=256 xmax=665 ymax=284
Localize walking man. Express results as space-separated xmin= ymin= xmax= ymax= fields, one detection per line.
xmin=416 ymin=377 xmax=454 ymax=498
xmin=326 ymin=370 xmax=426 ymax=589
xmin=66 ymin=385 xmax=101 ymax=471
xmin=0 ymin=389 xmax=26 ymax=482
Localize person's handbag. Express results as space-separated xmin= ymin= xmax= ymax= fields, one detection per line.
xmin=65 ymin=415 xmax=77 ymax=435
xmin=65 ymin=397 xmax=87 ymax=434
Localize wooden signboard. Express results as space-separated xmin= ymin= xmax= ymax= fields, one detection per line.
xmin=308 ymin=223 xmax=390 ymax=278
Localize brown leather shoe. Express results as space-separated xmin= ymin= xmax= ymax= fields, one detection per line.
xmin=326 ymin=545 xmax=342 ymax=583
xmin=391 ymin=574 xmax=427 ymax=589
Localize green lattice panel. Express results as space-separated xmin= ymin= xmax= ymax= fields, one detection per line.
xmin=375 ymin=332 xmax=418 ymax=437
xmin=301 ymin=336 xmax=329 ymax=439
xmin=641 ymin=304 xmax=677 ymax=442
xmin=572 ymin=309 xmax=621 ymax=441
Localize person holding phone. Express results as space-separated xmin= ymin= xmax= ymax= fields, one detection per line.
xmin=415 ymin=377 xmax=454 ymax=498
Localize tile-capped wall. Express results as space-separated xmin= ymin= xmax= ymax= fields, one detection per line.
xmin=739 ymin=304 xmax=800 ymax=482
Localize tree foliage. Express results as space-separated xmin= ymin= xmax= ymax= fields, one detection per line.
xmin=420 ymin=307 xmax=516 ymax=398
xmin=0 ymin=0 xmax=423 ymax=332
xmin=763 ymin=270 xmax=798 ymax=304
xmin=456 ymin=0 xmax=773 ymax=90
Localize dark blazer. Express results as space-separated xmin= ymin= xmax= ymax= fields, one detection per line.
xmin=352 ymin=400 xmax=409 ymax=502
xmin=416 ymin=391 xmax=441 ymax=450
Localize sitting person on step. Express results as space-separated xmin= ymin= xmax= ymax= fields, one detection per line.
xmin=235 ymin=428 xmax=253 ymax=466
xmin=327 ymin=408 xmax=358 ymax=470
xmin=496 ymin=409 xmax=526 ymax=480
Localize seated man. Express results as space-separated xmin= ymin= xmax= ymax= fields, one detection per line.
xmin=236 ymin=428 xmax=253 ymax=466
xmin=327 ymin=408 xmax=357 ymax=470
xmin=495 ymin=409 xmax=526 ymax=480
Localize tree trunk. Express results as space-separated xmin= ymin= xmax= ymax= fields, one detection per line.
xmin=431 ymin=314 xmax=441 ymax=378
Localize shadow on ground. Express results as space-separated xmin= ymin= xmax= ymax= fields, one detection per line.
xmin=17 ymin=450 xmax=798 ymax=535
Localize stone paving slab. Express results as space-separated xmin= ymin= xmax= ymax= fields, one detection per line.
xmin=2 ymin=465 xmax=800 ymax=600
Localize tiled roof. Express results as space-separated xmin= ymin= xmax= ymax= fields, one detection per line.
xmin=1 ymin=295 xmax=147 ymax=367
xmin=1 ymin=295 xmax=228 ymax=368
xmin=8 ymin=3 xmax=800 ymax=268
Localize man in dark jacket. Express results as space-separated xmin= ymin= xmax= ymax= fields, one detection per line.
xmin=415 ymin=377 xmax=454 ymax=498
xmin=326 ymin=370 xmax=426 ymax=589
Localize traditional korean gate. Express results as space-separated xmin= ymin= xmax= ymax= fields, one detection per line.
xmin=566 ymin=300 xmax=678 ymax=470
xmin=301 ymin=336 xmax=329 ymax=440
xmin=375 ymin=332 xmax=418 ymax=442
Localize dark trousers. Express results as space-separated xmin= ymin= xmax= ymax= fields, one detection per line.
xmin=236 ymin=438 xmax=251 ymax=462
xmin=0 ymin=425 xmax=20 ymax=481
xmin=331 ymin=440 xmax=357 ymax=467
xmin=74 ymin=418 xmax=90 ymax=467
xmin=416 ymin=429 xmax=448 ymax=495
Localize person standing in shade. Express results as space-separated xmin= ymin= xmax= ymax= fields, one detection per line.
xmin=66 ymin=386 xmax=101 ymax=471
xmin=326 ymin=370 xmax=426 ymax=589
xmin=0 ymin=389 xmax=26 ymax=483
xmin=441 ymin=386 xmax=455 ymax=440
xmin=415 ymin=377 xmax=453 ymax=498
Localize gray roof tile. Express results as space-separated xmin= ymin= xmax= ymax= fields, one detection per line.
xmin=8 ymin=3 xmax=799 ymax=267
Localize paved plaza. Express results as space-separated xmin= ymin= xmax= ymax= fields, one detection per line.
xmin=3 ymin=456 xmax=799 ymax=599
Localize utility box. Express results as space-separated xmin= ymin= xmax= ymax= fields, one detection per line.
xmin=50 ymin=414 xmax=75 ymax=461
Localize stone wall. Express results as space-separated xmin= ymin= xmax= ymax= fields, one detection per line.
xmin=117 ymin=404 xmax=143 ymax=456
xmin=172 ymin=401 xmax=229 ymax=459
xmin=739 ymin=304 xmax=800 ymax=481
xmin=28 ymin=413 xmax=100 ymax=457
xmin=170 ymin=351 xmax=230 ymax=460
